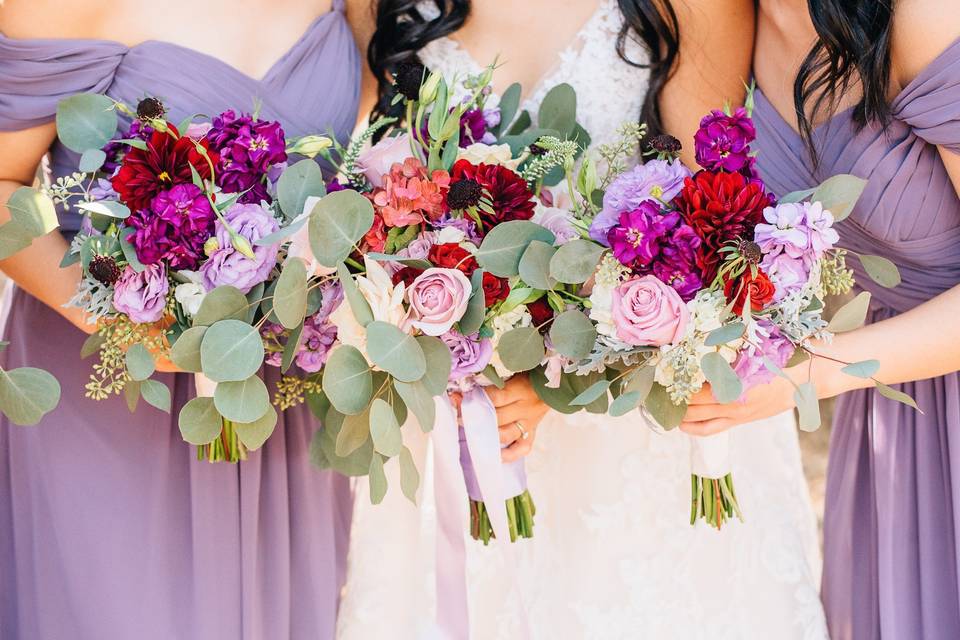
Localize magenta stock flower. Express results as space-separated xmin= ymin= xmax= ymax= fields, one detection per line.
xmin=441 ymin=330 xmax=493 ymax=380
xmin=607 ymin=202 xmax=679 ymax=268
xmin=112 ymin=263 xmax=169 ymax=324
xmin=128 ymin=183 xmax=215 ymax=270
xmin=200 ymin=202 xmax=280 ymax=293
xmin=207 ymin=110 xmax=287 ymax=204
xmin=693 ymin=107 xmax=756 ymax=173
xmin=590 ymin=159 xmax=691 ymax=245
xmin=296 ymin=314 xmax=339 ymax=373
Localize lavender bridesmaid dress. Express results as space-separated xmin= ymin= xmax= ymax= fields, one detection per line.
xmin=753 ymin=39 xmax=960 ymax=640
xmin=0 ymin=4 xmax=359 ymax=639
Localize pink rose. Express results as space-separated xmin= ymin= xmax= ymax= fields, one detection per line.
xmin=612 ymin=275 xmax=689 ymax=346
xmin=358 ymin=133 xmax=413 ymax=189
xmin=407 ymin=268 xmax=472 ymax=336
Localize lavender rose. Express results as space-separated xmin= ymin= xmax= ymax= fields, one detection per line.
xmin=200 ymin=202 xmax=280 ymax=294
xmin=441 ymin=330 xmax=493 ymax=379
xmin=112 ymin=263 xmax=169 ymax=324
xmin=589 ymin=159 xmax=691 ymax=245
xmin=358 ymin=133 xmax=413 ymax=189
xmin=407 ymin=268 xmax=472 ymax=336
xmin=612 ymin=275 xmax=689 ymax=346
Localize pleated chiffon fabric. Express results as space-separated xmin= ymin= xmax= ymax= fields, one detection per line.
xmin=0 ymin=4 xmax=360 ymax=639
xmin=754 ymin=37 xmax=960 ymax=640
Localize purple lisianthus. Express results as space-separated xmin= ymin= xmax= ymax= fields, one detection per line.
xmin=693 ymin=107 xmax=756 ymax=173
xmin=590 ymin=159 xmax=691 ymax=245
xmin=207 ymin=110 xmax=287 ymax=204
xmin=128 ymin=183 xmax=216 ymax=270
xmin=200 ymin=202 xmax=280 ymax=293
xmin=432 ymin=215 xmax=482 ymax=244
xmin=441 ymin=330 xmax=493 ymax=380
xmin=607 ymin=202 xmax=679 ymax=267
xmin=112 ymin=263 xmax=169 ymax=324
xmin=733 ymin=320 xmax=795 ymax=394
xmin=295 ymin=313 xmax=338 ymax=373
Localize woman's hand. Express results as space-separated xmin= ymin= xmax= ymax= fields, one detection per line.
xmin=485 ymin=373 xmax=549 ymax=462
xmin=679 ymin=376 xmax=796 ymax=436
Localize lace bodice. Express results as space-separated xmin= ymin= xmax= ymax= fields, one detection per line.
xmin=419 ymin=0 xmax=648 ymax=150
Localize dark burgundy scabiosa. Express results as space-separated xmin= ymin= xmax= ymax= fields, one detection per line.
xmin=606 ymin=201 xmax=679 ymax=268
xmin=394 ymin=62 xmax=427 ymax=101
xmin=450 ymin=160 xmax=536 ymax=233
xmin=111 ymin=129 xmax=217 ymax=213
xmin=675 ymin=170 xmax=773 ymax=284
xmin=693 ymin=107 xmax=756 ymax=173
xmin=446 ymin=178 xmax=484 ymax=210
xmin=206 ymin=110 xmax=287 ymax=204
xmin=88 ymin=254 xmax=122 ymax=286
xmin=136 ymin=97 xmax=166 ymax=121
xmin=127 ymin=183 xmax=216 ymax=270
xmin=648 ymin=134 xmax=682 ymax=155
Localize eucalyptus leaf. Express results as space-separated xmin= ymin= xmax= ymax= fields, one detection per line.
xmin=80 ymin=332 xmax=106 ymax=359
xmin=549 ymin=309 xmax=597 ymax=360
xmin=841 ymin=359 xmax=880 ymax=379
xmin=280 ymin=322 xmax=304 ymax=374
xmin=308 ymin=190 xmax=375 ymax=267
xmin=7 ymin=187 xmax=58 ymax=236
xmin=277 ymin=159 xmax=326 ymax=220
xmin=458 ymin=269 xmax=486 ymax=336
xmin=399 ymin=446 xmax=421 ymax=504
xmin=306 ymin=389 xmax=331 ymax=422
xmin=644 ymin=383 xmax=686 ymax=430
xmin=609 ymin=391 xmax=642 ymax=417
xmin=570 ymin=380 xmax=610 ymax=406
xmin=273 ymin=258 xmax=308 ymax=329
xmin=322 ymin=345 xmax=373 ymax=415
xmin=368 ymin=454 xmax=388 ymax=505
xmin=537 ymin=83 xmax=577 ymax=137
xmin=255 ymin=215 xmax=308 ymax=247
xmin=119 ymin=227 xmax=145 ymax=272
xmin=336 ymin=404 xmax=372 ymax=456
xmin=496 ymin=326 xmax=545 ymax=373
xmin=529 ymin=368 xmax=580 ymax=414
xmin=235 ymin=406 xmax=278 ymax=450
xmin=811 ymin=174 xmax=868 ymax=222
xmin=365 ymin=253 xmax=433 ymax=270
xmin=622 ymin=365 xmax=656 ymax=402
xmin=365 ymin=321 xmax=427 ymax=383
xmin=169 ymin=326 xmax=206 ymax=372
xmin=777 ymin=187 xmax=816 ymax=204
xmin=125 ymin=343 xmax=155 ymax=381
xmin=875 ymin=382 xmax=921 ymax=411
xmin=311 ymin=409 xmax=375 ymax=476
xmin=370 ymin=398 xmax=403 ymax=457
xmin=482 ymin=364 xmax=506 ymax=389
xmin=337 ymin=262 xmax=374 ymax=326
xmin=193 ymin=286 xmax=248 ymax=325
xmin=140 ymin=379 xmax=171 ymax=413
xmin=178 ymin=397 xmax=222 ymax=445
xmin=0 ymin=222 xmax=35 ymax=260
xmin=394 ymin=380 xmax=436 ymax=432
xmin=416 ymin=336 xmax=452 ymax=396
xmin=76 ymin=200 xmax=130 ymax=220
xmin=704 ymin=322 xmax=746 ymax=347
xmin=475 ymin=221 xmax=556 ymax=277
xmin=827 ymin=291 xmax=871 ymax=333
xmin=0 ymin=367 xmax=61 ymax=426
xmin=56 ymin=93 xmax=117 ymax=153
xmin=549 ymin=240 xmax=604 ymax=284
xmin=858 ymin=254 xmax=902 ymax=288
xmin=200 ymin=319 xmax=265 ymax=383
xmin=214 ymin=375 xmax=271 ymax=423
xmin=701 ymin=352 xmax=743 ymax=404
xmin=79 ymin=148 xmax=107 ymax=173
xmin=124 ymin=380 xmax=140 ymax=413
xmin=518 ymin=240 xmax=557 ymax=290
xmin=794 ymin=382 xmax=822 ymax=432
xmin=496 ymin=83 xmax=522 ymax=135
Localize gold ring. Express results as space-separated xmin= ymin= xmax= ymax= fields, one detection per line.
xmin=515 ymin=421 xmax=530 ymax=440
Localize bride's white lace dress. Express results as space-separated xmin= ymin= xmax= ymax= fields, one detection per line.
xmin=337 ymin=2 xmax=828 ymax=638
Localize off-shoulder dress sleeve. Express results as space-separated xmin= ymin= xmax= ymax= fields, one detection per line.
xmin=892 ymin=36 xmax=960 ymax=153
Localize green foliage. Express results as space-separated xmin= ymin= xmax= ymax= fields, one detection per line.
xmin=827 ymin=291 xmax=871 ymax=333
xmin=841 ymin=359 xmax=880 ymax=378
xmin=235 ymin=406 xmax=278 ymax=450
xmin=549 ymin=240 xmax=604 ymax=284
xmin=644 ymin=383 xmax=686 ymax=429
xmin=273 ymin=258 xmax=308 ymax=329
xmin=496 ymin=326 xmax=545 ymax=373
xmin=794 ymin=382 xmax=822 ymax=432
xmin=399 ymin=446 xmax=421 ymax=504
xmin=169 ymin=326 xmax=206 ymax=372
xmin=518 ymin=241 xmax=557 ymax=290
xmin=875 ymin=382 xmax=921 ymax=411
xmin=193 ymin=286 xmax=248 ymax=325
xmin=56 ymin=93 xmax=118 ymax=153
xmin=140 ymin=379 xmax=171 ymax=413
xmin=308 ymin=190 xmax=375 ymax=267
xmin=365 ymin=321 xmax=427 ymax=382
xmin=0 ymin=367 xmax=61 ymax=426
xmin=537 ymin=84 xmax=577 ymax=138
xmin=700 ymin=352 xmax=743 ymax=404
xmin=7 ymin=187 xmax=59 ymax=236
xmin=214 ymin=375 xmax=271 ymax=423
xmin=370 ymin=398 xmax=403 ymax=457
xmin=458 ymin=270 xmax=487 ymax=336
xmin=200 ymin=319 xmax=265 ymax=383
xmin=336 ymin=404 xmax=372 ymax=456
xmin=337 ymin=262 xmax=374 ymax=326
xmin=549 ymin=309 xmax=597 ymax=360
xmin=704 ymin=322 xmax=745 ymax=347
xmin=277 ymin=159 xmax=326 ymax=220
xmin=178 ymin=397 xmax=223 ymax=445
xmin=811 ymin=174 xmax=867 ymax=222
xmin=570 ymin=379 xmax=610 ymax=406
xmin=475 ymin=221 xmax=556 ymax=277
xmin=416 ymin=336 xmax=452 ymax=395
xmin=322 ymin=345 xmax=373 ymax=415
xmin=394 ymin=380 xmax=436 ymax=432
xmin=858 ymin=254 xmax=902 ymax=288
xmin=125 ymin=343 xmax=155 ymax=381
xmin=368 ymin=454 xmax=388 ymax=505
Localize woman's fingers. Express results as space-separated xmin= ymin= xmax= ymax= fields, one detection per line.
xmin=682 ymin=403 xmax=736 ymax=423
xmin=498 ymin=422 xmax=524 ymax=445
xmin=679 ymin=418 xmax=734 ymax=437
xmin=501 ymin=436 xmax=534 ymax=462
xmin=686 ymin=385 xmax=716 ymax=405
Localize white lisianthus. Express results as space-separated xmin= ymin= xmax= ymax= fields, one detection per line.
xmin=589 ymin=283 xmax=617 ymax=339
xmin=356 ymin=257 xmax=410 ymax=328
xmin=435 ymin=225 xmax=467 ymax=245
xmin=174 ymin=271 xmax=207 ymax=316
xmin=457 ymin=143 xmax=521 ymax=170
xmin=488 ymin=306 xmax=533 ymax=378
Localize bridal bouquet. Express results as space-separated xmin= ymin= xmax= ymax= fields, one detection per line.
xmin=307 ymin=61 xmax=598 ymax=544
xmin=0 ymin=93 xmax=366 ymax=462
xmin=532 ymin=94 xmax=914 ymax=528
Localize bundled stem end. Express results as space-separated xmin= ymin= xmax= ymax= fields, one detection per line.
xmin=470 ymin=490 xmax=537 ymax=545
xmin=690 ymin=473 xmax=742 ymax=530
xmin=196 ymin=420 xmax=248 ymax=463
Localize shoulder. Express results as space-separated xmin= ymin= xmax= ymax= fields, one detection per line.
xmin=0 ymin=0 xmax=107 ymax=39
xmin=891 ymin=0 xmax=960 ymax=89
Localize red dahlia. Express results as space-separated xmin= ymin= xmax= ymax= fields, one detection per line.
xmin=675 ymin=170 xmax=772 ymax=284
xmin=450 ymin=160 xmax=536 ymax=233
xmin=112 ymin=129 xmax=217 ymax=212
xmin=724 ymin=268 xmax=775 ymax=315
xmin=527 ymin=297 xmax=554 ymax=329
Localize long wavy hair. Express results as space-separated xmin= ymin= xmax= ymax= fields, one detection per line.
xmin=794 ymin=0 xmax=895 ymax=160
xmin=367 ymin=0 xmax=680 ymax=137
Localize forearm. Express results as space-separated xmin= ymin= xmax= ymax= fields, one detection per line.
xmin=0 ymin=180 xmax=89 ymax=333
xmin=798 ymin=284 xmax=960 ymax=397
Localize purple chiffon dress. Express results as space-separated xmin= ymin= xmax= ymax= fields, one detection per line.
xmin=0 ymin=3 xmax=359 ymax=639
xmin=754 ymin=38 xmax=960 ymax=640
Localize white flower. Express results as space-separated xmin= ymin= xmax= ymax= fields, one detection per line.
xmin=436 ymin=225 xmax=467 ymax=244
xmin=174 ymin=271 xmax=207 ymax=316
xmin=328 ymin=299 xmax=368 ymax=357
xmin=488 ymin=306 xmax=532 ymax=378
xmin=589 ymin=283 xmax=617 ymax=338
xmin=356 ymin=257 xmax=410 ymax=328
xmin=457 ymin=143 xmax=521 ymax=170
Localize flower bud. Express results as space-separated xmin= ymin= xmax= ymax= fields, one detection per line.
xmin=419 ymin=72 xmax=442 ymax=105
xmin=203 ymin=237 xmax=220 ymax=256
xmin=287 ymin=135 xmax=333 ymax=158
xmin=232 ymin=235 xmax=256 ymax=260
